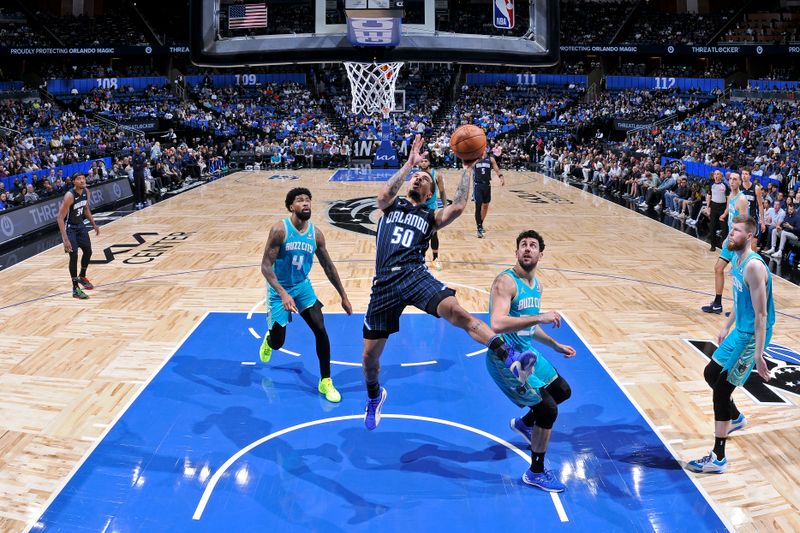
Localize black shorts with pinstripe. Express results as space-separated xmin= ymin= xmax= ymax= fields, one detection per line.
xmin=363 ymin=265 xmax=456 ymax=339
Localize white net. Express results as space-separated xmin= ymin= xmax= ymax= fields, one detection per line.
xmin=343 ymin=61 xmax=404 ymax=117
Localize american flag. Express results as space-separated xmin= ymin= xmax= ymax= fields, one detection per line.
xmin=228 ymin=4 xmax=268 ymax=29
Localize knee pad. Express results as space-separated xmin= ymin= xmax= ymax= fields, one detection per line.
xmin=546 ymin=376 xmax=572 ymax=404
xmin=703 ymin=360 xmax=722 ymax=387
xmin=712 ymin=372 xmax=736 ymax=421
xmin=532 ymin=396 xmax=558 ymax=429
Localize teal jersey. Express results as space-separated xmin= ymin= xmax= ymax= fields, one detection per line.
xmin=731 ymin=251 xmax=775 ymax=333
xmin=489 ymin=268 xmax=542 ymax=353
xmin=425 ymin=168 xmax=439 ymax=210
xmin=274 ymin=218 xmax=317 ymax=287
xmin=728 ymin=190 xmax=744 ymax=230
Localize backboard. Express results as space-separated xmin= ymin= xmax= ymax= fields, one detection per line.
xmin=191 ymin=0 xmax=559 ymax=67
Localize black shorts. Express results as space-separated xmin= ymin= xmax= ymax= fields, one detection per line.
xmin=474 ymin=183 xmax=491 ymax=204
xmin=66 ymin=225 xmax=91 ymax=252
xmin=363 ymin=266 xmax=456 ymax=339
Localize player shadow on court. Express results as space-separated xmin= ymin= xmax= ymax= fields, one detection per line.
xmin=193 ymin=406 xmax=391 ymax=526
xmin=169 ymin=355 xmax=264 ymax=396
xmin=339 ymin=427 xmax=516 ymax=488
xmin=264 ymin=359 xmax=457 ymax=400
xmin=551 ymin=403 xmax=682 ymax=472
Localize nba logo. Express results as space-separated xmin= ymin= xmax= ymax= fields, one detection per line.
xmin=493 ymin=0 xmax=514 ymax=29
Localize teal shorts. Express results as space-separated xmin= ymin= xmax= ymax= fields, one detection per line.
xmin=485 ymin=349 xmax=559 ymax=407
xmin=712 ymin=327 xmax=773 ymax=387
xmin=719 ymin=237 xmax=735 ymax=263
xmin=267 ymin=279 xmax=319 ymax=328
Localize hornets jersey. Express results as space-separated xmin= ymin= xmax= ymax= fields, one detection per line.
xmin=731 ymin=251 xmax=775 ymax=334
xmin=274 ymin=218 xmax=316 ymax=287
xmin=489 ymin=268 xmax=542 ymax=353
xmin=728 ymin=190 xmax=744 ymax=229
xmin=425 ymin=169 xmax=439 ymax=210
xmin=375 ymin=197 xmax=435 ymax=272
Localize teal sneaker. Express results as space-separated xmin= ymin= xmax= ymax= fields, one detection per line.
xmin=686 ymin=451 xmax=727 ymax=474
xmin=727 ymin=414 xmax=747 ymax=436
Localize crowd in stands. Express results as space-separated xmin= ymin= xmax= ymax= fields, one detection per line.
xmin=623 ymin=99 xmax=800 ymax=176
xmin=36 ymin=12 xmax=150 ymax=46
xmin=620 ymin=3 xmax=741 ymax=46
xmin=722 ymin=12 xmax=800 ymax=44
xmin=0 ymin=10 xmax=51 ymax=47
xmin=560 ymin=0 xmax=635 ymax=44
xmin=439 ymin=0 xmax=530 ymax=37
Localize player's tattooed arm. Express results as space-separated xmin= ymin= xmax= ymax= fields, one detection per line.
xmin=377 ymin=165 xmax=410 ymax=209
xmin=260 ymin=222 xmax=288 ymax=296
xmin=452 ymin=166 xmax=472 ymax=206
xmin=377 ymin=134 xmax=427 ymax=210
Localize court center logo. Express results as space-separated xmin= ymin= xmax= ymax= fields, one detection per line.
xmin=763 ymin=343 xmax=800 ymax=397
xmin=688 ymin=340 xmax=800 ymax=404
xmin=326 ymin=197 xmax=382 ymax=236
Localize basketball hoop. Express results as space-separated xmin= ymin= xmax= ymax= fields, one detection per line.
xmin=343 ymin=61 xmax=403 ymax=117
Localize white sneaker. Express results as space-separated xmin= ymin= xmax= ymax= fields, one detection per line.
xmin=771 ymin=250 xmax=783 ymax=258
xmin=763 ymin=248 xmax=775 ymax=255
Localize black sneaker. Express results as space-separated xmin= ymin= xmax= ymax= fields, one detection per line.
xmin=701 ymin=303 xmax=723 ymax=314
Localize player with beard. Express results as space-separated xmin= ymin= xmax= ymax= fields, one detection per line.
xmin=487 ymin=229 xmax=576 ymax=492
xmin=362 ymin=135 xmax=520 ymax=430
xmin=259 ymin=187 xmax=353 ymax=403
xmin=688 ymin=215 xmax=774 ymax=474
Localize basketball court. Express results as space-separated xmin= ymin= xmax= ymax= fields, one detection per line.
xmin=0 ymin=0 xmax=798 ymax=531
xmin=1 ymin=168 xmax=799 ymax=532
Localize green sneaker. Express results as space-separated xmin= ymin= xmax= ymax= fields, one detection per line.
xmin=318 ymin=377 xmax=341 ymax=403
xmin=72 ymin=286 xmax=89 ymax=300
xmin=259 ymin=332 xmax=272 ymax=363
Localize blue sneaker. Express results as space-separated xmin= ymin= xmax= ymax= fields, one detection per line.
xmin=686 ymin=451 xmax=727 ymax=473
xmin=522 ymin=469 xmax=565 ymax=492
xmin=701 ymin=303 xmax=723 ymax=314
xmin=510 ymin=417 xmax=533 ymax=442
xmin=364 ymin=387 xmax=387 ymax=431
xmin=728 ymin=414 xmax=747 ymax=435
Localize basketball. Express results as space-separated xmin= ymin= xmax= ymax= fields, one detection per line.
xmin=449 ymin=125 xmax=487 ymax=162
